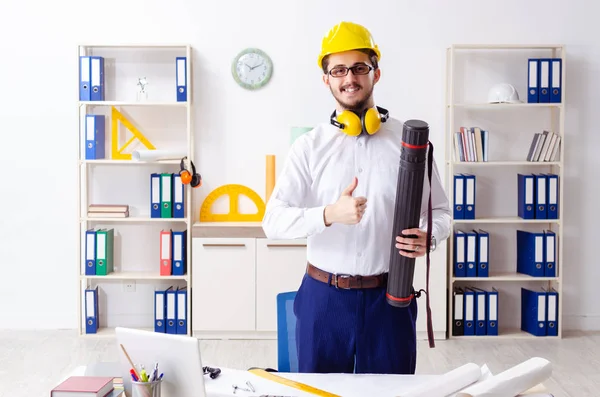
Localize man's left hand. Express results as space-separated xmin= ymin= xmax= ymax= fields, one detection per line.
xmin=395 ymin=228 xmax=428 ymax=258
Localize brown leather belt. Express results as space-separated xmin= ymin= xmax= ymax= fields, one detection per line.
xmin=306 ymin=262 xmax=387 ymax=289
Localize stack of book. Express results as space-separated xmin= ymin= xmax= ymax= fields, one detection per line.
xmin=526 ymin=130 xmax=561 ymax=162
xmin=87 ymin=204 xmax=129 ymax=218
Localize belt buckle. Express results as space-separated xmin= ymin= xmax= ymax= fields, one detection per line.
xmin=333 ymin=273 xmax=352 ymax=289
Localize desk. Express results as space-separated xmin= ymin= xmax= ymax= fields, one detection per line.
xmin=65 ymin=363 xmax=553 ymax=397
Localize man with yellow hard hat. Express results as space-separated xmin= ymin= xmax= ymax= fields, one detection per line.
xmin=262 ymin=21 xmax=451 ymax=374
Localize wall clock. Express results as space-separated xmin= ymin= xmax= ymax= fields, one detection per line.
xmin=232 ymin=48 xmax=273 ymax=90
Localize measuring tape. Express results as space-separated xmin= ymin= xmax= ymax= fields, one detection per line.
xmin=248 ymin=368 xmax=341 ymax=397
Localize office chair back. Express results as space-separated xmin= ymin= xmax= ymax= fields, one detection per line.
xmin=276 ymin=291 xmax=298 ymax=372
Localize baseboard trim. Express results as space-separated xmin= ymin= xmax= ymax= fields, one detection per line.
xmin=563 ymin=314 xmax=600 ymax=331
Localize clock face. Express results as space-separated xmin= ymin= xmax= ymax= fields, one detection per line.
xmin=232 ymin=48 xmax=273 ymax=90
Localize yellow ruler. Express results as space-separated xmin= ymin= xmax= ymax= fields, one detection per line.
xmin=199 ymin=184 xmax=265 ymax=222
xmin=248 ymin=368 xmax=341 ymax=397
xmin=110 ymin=106 xmax=155 ymax=160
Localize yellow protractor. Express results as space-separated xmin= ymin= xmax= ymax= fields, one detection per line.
xmin=248 ymin=368 xmax=341 ymax=397
xmin=199 ymin=184 xmax=265 ymax=222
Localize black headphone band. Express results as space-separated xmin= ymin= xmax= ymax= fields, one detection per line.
xmin=330 ymin=109 xmax=344 ymax=129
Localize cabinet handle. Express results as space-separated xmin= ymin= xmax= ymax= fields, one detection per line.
xmin=266 ymin=244 xmax=307 ymax=248
xmin=202 ymin=243 xmax=246 ymax=247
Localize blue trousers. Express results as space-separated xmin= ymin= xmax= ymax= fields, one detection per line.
xmin=293 ymin=273 xmax=418 ymax=374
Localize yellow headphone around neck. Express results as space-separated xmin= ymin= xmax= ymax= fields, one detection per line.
xmin=330 ymin=106 xmax=390 ymax=137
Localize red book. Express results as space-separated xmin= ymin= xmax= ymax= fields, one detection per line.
xmin=51 ymin=376 xmax=114 ymax=397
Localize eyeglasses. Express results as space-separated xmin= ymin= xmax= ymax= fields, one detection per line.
xmin=327 ymin=63 xmax=374 ymax=77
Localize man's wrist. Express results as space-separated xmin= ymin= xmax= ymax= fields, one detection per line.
xmin=323 ymin=204 xmax=335 ymax=226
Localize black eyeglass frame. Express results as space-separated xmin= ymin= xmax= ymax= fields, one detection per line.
xmin=327 ymin=63 xmax=375 ymax=77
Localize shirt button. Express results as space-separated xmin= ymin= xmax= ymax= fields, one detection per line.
xmin=358 ymin=168 xmax=363 ymax=173
xmin=358 ymin=142 xmax=363 ymax=147
xmin=357 ymin=252 xmax=362 ymax=257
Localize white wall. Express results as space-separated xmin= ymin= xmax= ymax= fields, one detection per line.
xmin=0 ymin=0 xmax=598 ymax=330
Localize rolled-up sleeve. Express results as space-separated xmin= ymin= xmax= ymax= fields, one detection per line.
xmin=262 ymin=137 xmax=328 ymax=240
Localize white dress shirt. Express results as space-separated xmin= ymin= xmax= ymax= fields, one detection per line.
xmin=262 ymin=116 xmax=451 ymax=276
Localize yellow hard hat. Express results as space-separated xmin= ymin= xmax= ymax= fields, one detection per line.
xmin=318 ymin=21 xmax=381 ymax=68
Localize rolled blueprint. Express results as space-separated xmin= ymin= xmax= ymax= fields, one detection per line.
xmin=399 ymin=363 xmax=483 ymax=397
xmin=455 ymin=357 xmax=552 ymax=397
xmin=386 ymin=119 xmax=430 ymax=308
xmin=131 ymin=149 xmax=186 ymax=162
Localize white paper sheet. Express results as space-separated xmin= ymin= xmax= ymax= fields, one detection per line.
xmin=131 ymin=149 xmax=186 ymax=162
xmin=455 ymin=357 xmax=552 ymax=397
xmin=399 ymin=363 xmax=483 ymax=397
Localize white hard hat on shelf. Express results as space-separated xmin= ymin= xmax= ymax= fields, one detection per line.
xmin=487 ymin=83 xmax=523 ymax=104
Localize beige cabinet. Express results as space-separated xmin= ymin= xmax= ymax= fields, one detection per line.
xmin=255 ymin=239 xmax=307 ymax=331
xmin=192 ymin=238 xmax=256 ymax=332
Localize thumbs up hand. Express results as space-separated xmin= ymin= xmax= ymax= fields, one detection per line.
xmin=324 ymin=177 xmax=367 ymax=226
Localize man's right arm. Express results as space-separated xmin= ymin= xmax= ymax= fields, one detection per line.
xmin=262 ymin=139 xmax=328 ymax=240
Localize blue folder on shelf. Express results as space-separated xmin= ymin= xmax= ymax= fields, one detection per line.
xmin=154 ymin=289 xmax=166 ymax=333
xmin=79 ymin=56 xmax=91 ymax=101
xmin=476 ymin=229 xmax=489 ymax=277
xmin=518 ymin=173 xmax=535 ymax=219
xmin=517 ymin=230 xmax=545 ymax=277
xmin=454 ymin=230 xmax=466 ymax=277
xmin=521 ymin=288 xmax=547 ymax=336
xmin=85 ymin=115 xmax=106 ymax=160
xmin=453 ymin=174 xmax=465 ymax=219
xmin=176 ymin=287 xmax=187 ymax=335
xmin=85 ymin=286 xmax=99 ymax=334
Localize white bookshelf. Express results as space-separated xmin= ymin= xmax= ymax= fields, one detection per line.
xmin=76 ymin=44 xmax=193 ymax=337
xmin=444 ymin=44 xmax=565 ymax=339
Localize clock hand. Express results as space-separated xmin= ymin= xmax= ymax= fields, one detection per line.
xmin=251 ymin=62 xmax=264 ymax=70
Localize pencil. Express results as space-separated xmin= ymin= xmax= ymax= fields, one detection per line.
xmin=120 ymin=343 xmax=141 ymax=380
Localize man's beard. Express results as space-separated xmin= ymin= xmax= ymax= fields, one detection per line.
xmin=330 ymin=83 xmax=374 ymax=113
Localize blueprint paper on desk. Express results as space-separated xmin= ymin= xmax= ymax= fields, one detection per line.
xmin=454 ymin=357 xmax=552 ymax=397
xmin=399 ymin=363 xmax=490 ymax=397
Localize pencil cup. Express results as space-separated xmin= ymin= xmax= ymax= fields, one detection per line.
xmin=131 ymin=379 xmax=162 ymax=397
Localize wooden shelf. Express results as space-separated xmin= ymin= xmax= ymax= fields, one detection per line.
xmin=452 ymin=272 xmax=560 ymax=282
xmin=453 ymin=217 xmax=560 ymax=224
xmin=450 ymin=103 xmax=562 ymax=109
xmin=450 ymin=328 xmax=559 ymax=340
xmin=80 ymin=272 xmax=188 ymax=281
xmin=82 ymin=160 xmax=181 ymax=165
xmin=450 ymin=161 xmax=561 ymax=167
xmin=80 ymin=327 xmax=154 ymax=338
xmin=81 ymin=216 xmax=188 ymax=223
xmin=78 ymin=101 xmax=188 ymax=107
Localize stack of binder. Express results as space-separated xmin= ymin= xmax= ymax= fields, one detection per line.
xmin=527 ymin=58 xmax=562 ymax=103
xmin=516 ymin=230 xmax=557 ymax=277
xmin=79 ymin=56 xmax=105 ymax=101
xmin=154 ymin=286 xmax=187 ymax=334
xmin=151 ymin=173 xmax=185 ymax=218
xmin=453 ymin=229 xmax=489 ymax=277
xmin=517 ymin=173 xmax=559 ymax=219
xmin=521 ymin=287 xmax=559 ymax=336
xmin=453 ymin=286 xmax=499 ymax=336
xmin=453 ymin=174 xmax=476 ymax=219
xmin=159 ymin=229 xmax=187 ymax=276
xmin=84 ymin=228 xmax=115 ymax=276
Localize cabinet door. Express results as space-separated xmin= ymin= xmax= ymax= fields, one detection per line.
xmin=413 ymin=239 xmax=447 ymax=338
xmin=255 ymin=239 xmax=307 ymax=331
xmin=192 ymin=238 xmax=256 ymax=332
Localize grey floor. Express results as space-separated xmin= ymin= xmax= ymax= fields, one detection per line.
xmin=1 ymin=330 xmax=599 ymax=397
